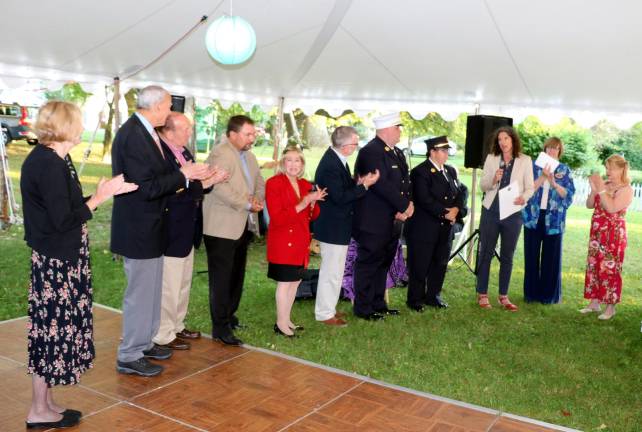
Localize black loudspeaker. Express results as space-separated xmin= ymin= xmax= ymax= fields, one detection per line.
xmin=170 ymin=95 xmax=186 ymax=113
xmin=464 ymin=115 xmax=513 ymax=168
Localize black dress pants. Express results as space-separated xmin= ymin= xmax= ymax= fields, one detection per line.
xmin=353 ymin=230 xmax=399 ymax=316
xmin=406 ymin=224 xmax=453 ymax=306
xmin=204 ymin=230 xmax=251 ymax=337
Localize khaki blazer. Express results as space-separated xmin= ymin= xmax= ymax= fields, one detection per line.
xmin=202 ymin=138 xmax=265 ymax=240
xmin=480 ymin=153 xmax=534 ymax=210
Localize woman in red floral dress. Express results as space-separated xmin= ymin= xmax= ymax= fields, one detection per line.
xmin=581 ymin=155 xmax=633 ymax=320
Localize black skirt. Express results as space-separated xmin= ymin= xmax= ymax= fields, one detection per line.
xmin=267 ymin=263 xmax=305 ymax=282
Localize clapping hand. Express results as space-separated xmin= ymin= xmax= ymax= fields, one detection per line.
xmin=181 ymin=162 xmax=212 ymax=182
xmin=202 ymin=165 xmax=230 ymax=188
xmin=305 ymin=187 xmax=327 ymax=205
xmin=358 ymin=169 xmax=380 ymax=188
xmin=98 ymin=174 xmax=138 ymax=199
xmin=542 ymin=164 xmax=553 ymax=183
xmin=589 ymin=173 xmax=605 ymax=194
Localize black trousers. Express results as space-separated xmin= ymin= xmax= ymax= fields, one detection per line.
xmin=203 ymin=230 xmax=251 ymax=337
xmin=353 ymin=230 xmax=399 ymax=316
xmin=406 ymin=224 xmax=453 ymax=306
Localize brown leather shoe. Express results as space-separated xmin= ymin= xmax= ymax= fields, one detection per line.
xmin=322 ymin=317 xmax=348 ymax=327
xmin=334 ymin=311 xmax=347 ymax=319
xmin=176 ymin=329 xmax=201 ymax=340
xmin=160 ymin=338 xmax=190 ymax=350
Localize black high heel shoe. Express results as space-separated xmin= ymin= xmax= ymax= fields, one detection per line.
xmin=274 ymin=324 xmax=297 ymax=338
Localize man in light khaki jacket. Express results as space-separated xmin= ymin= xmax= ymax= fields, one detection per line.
xmin=202 ymin=115 xmax=265 ymax=346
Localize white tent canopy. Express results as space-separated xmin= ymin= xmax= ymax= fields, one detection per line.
xmin=1 ymin=0 xmax=642 ymax=126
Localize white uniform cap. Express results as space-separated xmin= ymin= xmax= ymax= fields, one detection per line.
xmin=373 ymin=112 xmax=401 ymax=129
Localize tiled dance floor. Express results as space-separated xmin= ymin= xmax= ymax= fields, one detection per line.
xmin=0 ymin=305 xmax=578 ymax=431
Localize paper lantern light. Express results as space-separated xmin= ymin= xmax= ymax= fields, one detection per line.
xmin=205 ymin=15 xmax=256 ymax=65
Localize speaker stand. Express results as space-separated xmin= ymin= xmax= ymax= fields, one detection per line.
xmin=449 ymin=228 xmax=500 ymax=276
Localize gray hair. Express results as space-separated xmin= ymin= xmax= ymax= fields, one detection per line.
xmin=136 ymin=85 xmax=169 ymax=109
xmin=331 ymin=126 xmax=358 ymax=148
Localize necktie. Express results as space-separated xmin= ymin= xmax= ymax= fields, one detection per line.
xmin=345 ymin=162 xmax=351 ymax=176
xmin=150 ymin=130 xmax=165 ymax=159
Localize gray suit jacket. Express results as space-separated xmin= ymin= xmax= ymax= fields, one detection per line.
xmin=202 ymin=138 xmax=265 ymax=240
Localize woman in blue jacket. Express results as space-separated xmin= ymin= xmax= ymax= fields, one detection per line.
xmin=522 ymin=137 xmax=575 ymax=304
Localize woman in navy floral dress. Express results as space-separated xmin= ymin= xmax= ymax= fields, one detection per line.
xmin=21 ymin=101 xmax=136 ymax=428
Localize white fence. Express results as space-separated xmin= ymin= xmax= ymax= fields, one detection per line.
xmin=571 ymin=175 xmax=642 ymax=211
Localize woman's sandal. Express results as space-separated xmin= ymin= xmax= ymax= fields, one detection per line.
xmin=477 ymin=294 xmax=492 ymax=309
xmin=498 ymin=295 xmax=519 ymax=312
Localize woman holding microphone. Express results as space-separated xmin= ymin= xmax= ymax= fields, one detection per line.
xmin=476 ymin=127 xmax=534 ymax=311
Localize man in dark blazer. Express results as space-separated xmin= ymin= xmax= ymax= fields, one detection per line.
xmin=153 ymin=112 xmax=228 ymax=351
xmin=352 ymin=113 xmax=413 ymax=320
xmin=313 ymin=126 xmax=379 ymax=327
xmin=406 ymin=136 xmax=467 ymax=311
xmin=111 ymin=86 xmax=211 ymax=377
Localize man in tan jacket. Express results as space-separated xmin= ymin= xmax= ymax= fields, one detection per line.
xmin=202 ymin=115 xmax=265 ymax=346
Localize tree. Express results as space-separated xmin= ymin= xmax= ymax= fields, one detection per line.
xmin=550 ymin=118 xmax=592 ymax=169
xmin=44 ymin=82 xmax=92 ymax=106
xmin=515 ymin=116 xmax=550 ymax=159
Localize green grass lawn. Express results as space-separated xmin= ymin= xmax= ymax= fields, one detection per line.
xmin=1 ymin=141 xmax=641 ymax=431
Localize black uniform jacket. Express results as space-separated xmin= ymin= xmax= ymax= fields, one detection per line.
xmin=406 ymin=160 xmax=466 ymax=238
xmin=353 ymin=136 xmax=411 ymax=237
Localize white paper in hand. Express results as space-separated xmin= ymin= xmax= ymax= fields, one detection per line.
xmin=499 ymin=181 xmax=522 ymax=220
xmin=535 ymin=152 xmax=559 ymax=172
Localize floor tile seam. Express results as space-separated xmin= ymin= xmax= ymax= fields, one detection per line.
xmin=75 ymin=400 xmax=125 ymax=421
xmin=77 ymin=381 xmax=124 ymax=403
xmin=129 ymin=349 xmax=252 ymax=401
xmin=485 ymin=413 xmax=502 ymax=432
xmin=247 ymin=345 xmax=579 ymax=432
xmin=276 ymin=380 xmax=366 ymax=432
xmin=121 ymin=400 xmax=209 ymax=432
xmin=0 ymin=353 xmax=25 ymax=367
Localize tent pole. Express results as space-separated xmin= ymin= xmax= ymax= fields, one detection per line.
xmin=466 ymin=103 xmax=481 ymax=265
xmin=272 ymin=97 xmax=285 ymax=173
xmin=288 ymin=112 xmax=303 ymax=149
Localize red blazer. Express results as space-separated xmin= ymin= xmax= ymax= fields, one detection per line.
xmin=266 ymin=174 xmax=320 ymax=267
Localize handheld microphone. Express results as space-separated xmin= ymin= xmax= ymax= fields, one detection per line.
xmin=499 ymin=159 xmax=505 ymax=169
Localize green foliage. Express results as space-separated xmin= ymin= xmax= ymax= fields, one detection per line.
xmin=596 ymin=129 xmax=642 ymax=170
xmin=193 ymin=101 xmax=277 ymax=152
xmin=550 ymin=118 xmax=592 ymax=169
xmin=401 ymin=112 xmax=449 ymax=140
xmin=516 ymin=116 xmax=593 ymax=170
xmin=44 ymin=82 xmax=93 ymax=106
xmin=515 ymin=116 xmax=550 ymax=159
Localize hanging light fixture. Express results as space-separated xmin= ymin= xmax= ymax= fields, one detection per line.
xmin=205 ymin=0 xmax=256 ymax=65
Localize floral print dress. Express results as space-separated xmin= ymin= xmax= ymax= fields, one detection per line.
xmin=584 ymin=193 xmax=628 ymax=304
xmin=27 ymin=223 xmax=94 ymax=386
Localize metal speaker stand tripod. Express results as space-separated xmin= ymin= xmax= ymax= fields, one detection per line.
xmin=448 ymin=227 xmax=499 ymax=275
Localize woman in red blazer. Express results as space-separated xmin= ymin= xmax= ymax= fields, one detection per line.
xmin=266 ymin=147 xmax=326 ymax=337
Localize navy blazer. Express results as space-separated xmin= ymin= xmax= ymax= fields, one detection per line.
xmin=110 ymin=114 xmax=186 ymax=259
xmin=406 ymin=160 xmax=467 ymax=238
xmin=20 ymin=145 xmax=93 ymax=261
xmin=313 ymin=147 xmax=367 ymax=245
xmin=353 ymin=136 xmax=411 ymax=236
xmin=161 ymin=141 xmax=208 ymax=258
